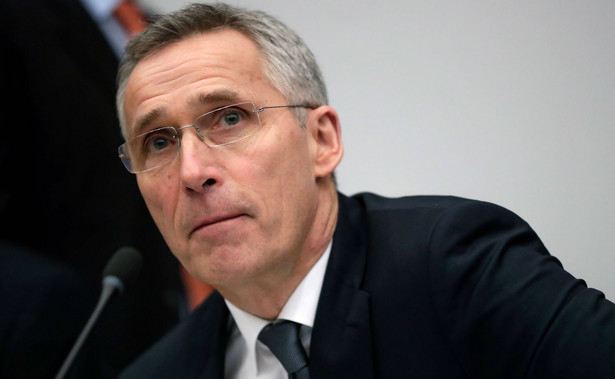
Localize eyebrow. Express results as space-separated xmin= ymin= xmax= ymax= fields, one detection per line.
xmin=186 ymin=89 xmax=240 ymax=108
xmin=130 ymin=89 xmax=241 ymax=138
xmin=132 ymin=108 xmax=166 ymax=137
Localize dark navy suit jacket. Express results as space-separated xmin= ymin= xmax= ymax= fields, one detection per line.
xmin=121 ymin=192 xmax=615 ymax=378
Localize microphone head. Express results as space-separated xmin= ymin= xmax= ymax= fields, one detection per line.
xmin=102 ymin=246 xmax=143 ymax=291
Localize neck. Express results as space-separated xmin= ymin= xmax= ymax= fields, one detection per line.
xmin=220 ymin=183 xmax=338 ymax=320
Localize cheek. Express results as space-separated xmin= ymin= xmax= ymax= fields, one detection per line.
xmin=137 ymin=174 xmax=179 ymax=236
xmin=242 ymin=130 xmax=316 ymax=221
xmin=236 ymin=132 xmax=312 ymax=200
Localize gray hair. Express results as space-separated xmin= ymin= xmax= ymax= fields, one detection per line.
xmin=116 ymin=2 xmax=328 ymax=138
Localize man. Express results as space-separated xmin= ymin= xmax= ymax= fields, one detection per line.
xmin=117 ymin=3 xmax=615 ymax=378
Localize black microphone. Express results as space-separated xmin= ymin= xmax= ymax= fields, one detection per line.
xmin=55 ymin=247 xmax=143 ymax=379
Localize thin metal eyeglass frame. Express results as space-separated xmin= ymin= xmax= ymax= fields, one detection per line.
xmin=118 ymin=103 xmax=318 ymax=174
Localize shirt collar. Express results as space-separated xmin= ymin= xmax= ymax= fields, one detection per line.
xmin=279 ymin=240 xmax=331 ymax=327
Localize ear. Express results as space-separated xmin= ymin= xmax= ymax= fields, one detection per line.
xmin=308 ymin=106 xmax=343 ymax=180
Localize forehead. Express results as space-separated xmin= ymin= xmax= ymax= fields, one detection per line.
xmin=124 ymin=29 xmax=277 ymax=135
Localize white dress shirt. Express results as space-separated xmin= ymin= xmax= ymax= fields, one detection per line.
xmin=224 ymin=242 xmax=332 ymax=379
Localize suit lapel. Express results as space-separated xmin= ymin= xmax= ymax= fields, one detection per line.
xmin=310 ymin=193 xmax=374 ymax=379
xmin=166 ymin=291 xmax=229 ymax=378
xmin=194 ymin=292 xmax=229 ymax=378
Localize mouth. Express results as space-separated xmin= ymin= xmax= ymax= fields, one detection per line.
xmin=190 ymin=213 xmax=247 ymax=236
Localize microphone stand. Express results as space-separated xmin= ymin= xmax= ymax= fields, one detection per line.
xmin=54 ymin=276 xmax=123 ymax=379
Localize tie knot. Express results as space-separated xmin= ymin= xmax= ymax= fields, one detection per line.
xmin=258 ymin=321 xmax=309 ymax=378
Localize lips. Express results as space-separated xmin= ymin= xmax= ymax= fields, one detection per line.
xmin=190 ymin=213 xmax=246 ymax=236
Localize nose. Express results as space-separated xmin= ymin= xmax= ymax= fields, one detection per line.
xmin=178 ymin=131 xmax=222 ymax=192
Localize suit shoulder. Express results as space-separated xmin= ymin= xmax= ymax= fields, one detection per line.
xmin=349 ymin=191 xmax=491 ymax=215
xmin=120 ymin=292 xmax=228 ymax=378
xmin=343 ymin=192 xmax=528 ymax=249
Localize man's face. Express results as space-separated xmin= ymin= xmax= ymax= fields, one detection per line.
xmin=123 ymin=30 xmax=326 ymax=290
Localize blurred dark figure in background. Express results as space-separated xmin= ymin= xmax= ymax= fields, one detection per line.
xmin=0 ymin=0 xmax=189 ymax=376
xmin=1 ymin=241 xmax=92 ymax=378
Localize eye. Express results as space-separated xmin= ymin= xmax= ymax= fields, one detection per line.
xmin=214 ymin=106 xmax=251 ymax=130
xmin=220 ymin=110 xmax=243 ymax=127
xmin=142 ymin=129 xmax=176 ymax=153
xmin=149 ymin=136 xmax=170 ymax=150
xmin=193 ymin=103 xmax=259 ymax=146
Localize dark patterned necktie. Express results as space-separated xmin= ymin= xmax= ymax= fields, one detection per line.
xmin=258 ymin=320 xmax=310 ymax=379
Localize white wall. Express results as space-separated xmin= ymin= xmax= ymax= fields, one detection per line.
xmin=140 ymin=0 xmax=615 ymax=299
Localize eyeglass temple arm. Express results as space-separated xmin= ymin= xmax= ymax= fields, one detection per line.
xmin=255 ymin=104 xmax=319 ymax=113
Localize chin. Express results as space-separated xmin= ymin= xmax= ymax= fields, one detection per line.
xmin=186 ymin=246 xmax=259 ymax=282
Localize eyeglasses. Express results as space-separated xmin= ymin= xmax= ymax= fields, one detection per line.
xmin=118 ymin=102 xmax=316 ymax=174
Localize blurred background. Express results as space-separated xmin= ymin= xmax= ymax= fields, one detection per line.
xmin=142 ymin=0 xmax=615 ymax=298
